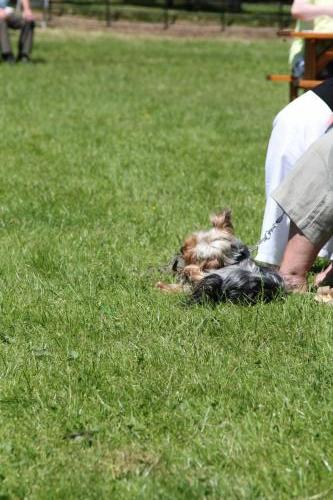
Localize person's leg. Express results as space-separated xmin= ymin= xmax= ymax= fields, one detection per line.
xmin=5 ymin=14 xmax=34 ymax=60
xmin=17 ymin=19 xmax=34 ymax=60
xmin=256 ymin=91 xmax=333 ymax=267
xmin=273 ymin=129 xmax=333 ymax=291
xmin=0 ymin=18 xmax=14 ymax=60
xmin=279 ymin=223 xmax=321 ymax=291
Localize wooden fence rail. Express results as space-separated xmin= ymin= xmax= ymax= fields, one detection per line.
xmin=29 ymin=0 xmax=292 ymax=30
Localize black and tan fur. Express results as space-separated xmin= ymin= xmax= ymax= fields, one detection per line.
xmin=156 ymin=209 xmax=285 ymax=304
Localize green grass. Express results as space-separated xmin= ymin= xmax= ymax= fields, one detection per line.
xmin=0 ymin=29 xmax=332 ymax=499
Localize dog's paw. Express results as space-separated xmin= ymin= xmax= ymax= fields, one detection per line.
xmin=155 ymin=282 xmax=184 ymax=293
xmin=182 ymin=265 xmax=205 ymax=282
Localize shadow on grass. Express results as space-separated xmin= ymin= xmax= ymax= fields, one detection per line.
xmin=0 ymin=57 xmax=48 ymax=66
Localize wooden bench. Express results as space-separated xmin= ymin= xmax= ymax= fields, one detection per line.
xmin=268 ymin=30 xmax=333 ymax=100
xmin=267 ymin=73 xmax=323 ymax=100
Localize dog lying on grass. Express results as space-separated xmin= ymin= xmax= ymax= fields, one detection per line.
xmin=156 ymin=209 xmax=285 ymax=304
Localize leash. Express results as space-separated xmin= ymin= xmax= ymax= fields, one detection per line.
xmin=249 ymin=213 xmax=285 ymax=255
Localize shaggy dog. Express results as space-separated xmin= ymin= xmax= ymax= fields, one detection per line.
xmin=191 ymin=258 xmax=285 ymax=304
xmin=156 ymin=209 xmax=285 ymax=304
xmin=156 ymin=209 xmax=249 ymax=292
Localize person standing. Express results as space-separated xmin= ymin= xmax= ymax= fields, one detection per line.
xmin=0 ymin=0 xmax=35 ymax=63
xmin=290 ymin=0 xmax=333 ymax=77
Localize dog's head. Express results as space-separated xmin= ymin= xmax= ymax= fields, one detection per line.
xmin=174 ymin=209 xmax=249 ymax=273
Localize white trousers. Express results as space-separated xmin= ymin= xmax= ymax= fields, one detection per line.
xmin=256 ymin=91 xmax=333 ymax=266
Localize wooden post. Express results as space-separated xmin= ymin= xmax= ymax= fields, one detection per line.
xmin=106 ymin=0 xmax=111 ymax=27
xmin=164 ymin=0 xmax=172 ymax=30
xmin=278 ymin=1 xmax=283 ymax=29
xmin=304 ymin=39 xmax=317 ymax=79
xmin=220 ymin=0 xmax=226 ymax=31
xmin=42 ymin=0 xmax=49 ymax=27
xmin=48 ymin=0 xmax=53 ymax=22
xmin=289 ymin=78 xmax=299 ymax=101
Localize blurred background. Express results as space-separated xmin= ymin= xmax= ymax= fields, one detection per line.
xmin=24 ymin=0 xmax=293 ymax=30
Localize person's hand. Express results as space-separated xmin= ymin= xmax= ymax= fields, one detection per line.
xmin=23 ymin=8 xmax=34 ymax=21
xmin=0 ymin=9 xmax=7 ymax=19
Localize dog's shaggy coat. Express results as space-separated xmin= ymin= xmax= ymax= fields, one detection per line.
xmin=192 ymin=258 xmax=285 ymax=304
xmin=156 ymin=209 xmax=285 ymax=304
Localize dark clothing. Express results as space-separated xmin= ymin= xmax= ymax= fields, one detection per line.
xmin=0 ymin=13 xmax=34 ymax=57
xmin=313 ymin=78 xmax=333 ymax=111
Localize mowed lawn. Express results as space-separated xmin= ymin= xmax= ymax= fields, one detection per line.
xmin=0 ymin=28 xmax=332 ymax=499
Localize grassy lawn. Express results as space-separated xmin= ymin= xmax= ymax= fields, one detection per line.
xmin=0 ymin=29 xmax=332 ymax=498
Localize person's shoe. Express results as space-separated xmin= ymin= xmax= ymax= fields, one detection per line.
xmin=2 ymin=53 xmax=15 ymax=64
xmin=17 ymin=54 xmax=31 ymax=64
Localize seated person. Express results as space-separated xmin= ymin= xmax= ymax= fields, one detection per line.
xmin=290 ymin=0 xmax=333 ymax=77
xmin=0 ymin=0 xmax=34 ymax=63
xmin=256 ymin=78 xmax=333 ymax=268
xmin=273 ymin=126 xmax=333 ymax=291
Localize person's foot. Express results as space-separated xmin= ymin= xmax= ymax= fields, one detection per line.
xmin=2 ymin=53 xmax=15 ymax=64
xmin=314 ymin=262 xmax=333 ymax=287
xmin=278 ymin=222 xmax=320 ymax=293
xmin=17 ymin=54 xmax=31 ymax=63
xmin=279 ymin=273 xmax=308 ymax=293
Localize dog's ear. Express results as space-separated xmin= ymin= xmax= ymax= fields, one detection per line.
xmin=210 ymin=209 xmax=234 ymax=232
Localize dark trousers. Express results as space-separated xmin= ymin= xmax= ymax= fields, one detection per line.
xmin=0 ymin=13 xmax=34 ymax=57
